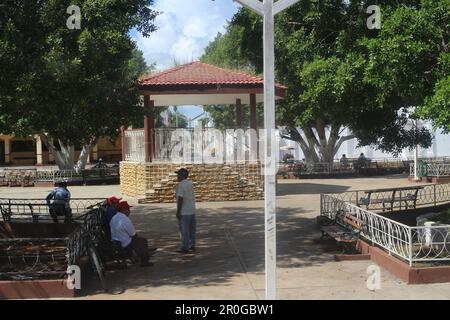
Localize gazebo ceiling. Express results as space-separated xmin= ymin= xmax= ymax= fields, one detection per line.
xmin=138 ymin=61 xmax=287 ymax=106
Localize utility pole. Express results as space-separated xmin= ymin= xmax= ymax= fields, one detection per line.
xmin=233 ymin=0 xmax=300 ymax=300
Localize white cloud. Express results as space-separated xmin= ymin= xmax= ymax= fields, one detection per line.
xmin=133 ymin=0 xmax=240 ymax=70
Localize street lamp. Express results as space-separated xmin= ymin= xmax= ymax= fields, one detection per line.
xmin=233 ymin=0 xmax=300 ymax=300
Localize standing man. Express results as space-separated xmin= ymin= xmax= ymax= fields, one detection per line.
xmin=46 ymin=180 xmax=71 ymax=223
xmin=110 ymin=201 xmax=153 ymax=267
xmin=175 ymin=168 xmax=196 ymax=254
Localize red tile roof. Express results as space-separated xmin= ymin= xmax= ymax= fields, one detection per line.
xmin=139 ymin=61 xmax=287 ymax=89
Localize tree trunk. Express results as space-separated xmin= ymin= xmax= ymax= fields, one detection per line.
xmin=39 ymin=134 xmax=96 ymax=171
xmin=74 ymin=143 xmax=92 ymax=173
xmin=281 ymin=125 xmax=355 ymax=168
xmin=57 ymin=140 xmax=75 ymax=170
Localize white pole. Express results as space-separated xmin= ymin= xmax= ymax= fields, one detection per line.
xmin=414 ymin=119 xmax=419 ymax=181
xmin=234 ymin=0 xmax=299 ymax=300
xmin=414 ymin=145 xmax=419 ymax=180
xmin=262 ymin=0 xmax=276 ymax=300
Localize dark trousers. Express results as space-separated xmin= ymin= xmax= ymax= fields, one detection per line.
xmin=49 ymin=204 xmax=72 ymax=223
xmin=178 ymin=214 xmax=196 ymax=251
xmin=124 ymin=237 xmax=149 ymax=264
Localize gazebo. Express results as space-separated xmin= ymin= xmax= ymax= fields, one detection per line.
xmin=119 ymin=61 xmax=287 ymax=203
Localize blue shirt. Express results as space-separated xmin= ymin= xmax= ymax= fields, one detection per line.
xmin=102 ymin=206 xmax=118 ymax=239
xmin=46 ymin=187 xmax=71 ymax=205
xmin=105 ymin=206 xmax=118 ymax=224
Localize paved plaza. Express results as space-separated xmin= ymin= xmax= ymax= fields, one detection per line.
xmin=1 ymin=175 xmax=450 ymax=299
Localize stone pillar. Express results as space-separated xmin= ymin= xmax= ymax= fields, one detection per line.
xmin=35 ymin=135 xmax=43 ymax=165
xmin=92 ymin=144 xmax=98 ymax=161
xmin=235 ymin=98 xmax=243 ymax=128
xmin=144 ymin=95 xmax=155 ymax=162
xmin=4 ymin=138 xmax=11 ymax=164
xmin=250 ymin=93 xmax=257 ymax=130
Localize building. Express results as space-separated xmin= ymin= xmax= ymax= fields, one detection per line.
xmin=0 ymin=134 xmax=122 ymax=166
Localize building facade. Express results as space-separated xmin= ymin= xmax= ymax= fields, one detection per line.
xmin=0 ymin=134 xmax=122 ymax=166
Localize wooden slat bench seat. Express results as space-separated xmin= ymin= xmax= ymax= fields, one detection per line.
xmin=318 ymin=212 xmax=365 ymax=253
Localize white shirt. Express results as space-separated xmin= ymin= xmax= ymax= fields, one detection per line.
xmin=176 ymin=179 xmax=196 ymax=215
xmin=110 ymin=212 xmax=136 ymax=248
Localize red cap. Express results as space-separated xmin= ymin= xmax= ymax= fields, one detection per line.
xmin=116 ymin=201 xmax=132 ymax=212
xmin=107 ymin=196 xmax=122 ymax=205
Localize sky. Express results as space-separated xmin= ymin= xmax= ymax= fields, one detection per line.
xmin=132 ymin=0 xmax=240 ymax=71
xmin=131 ymin=0 xmax=241 ymax=121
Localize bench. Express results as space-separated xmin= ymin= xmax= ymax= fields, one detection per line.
xmin=0 ymin=172 xmax=8 ymax=186
xmin=359 ymin=186 xmax=424 ymax=212
xmin=319 ymin=211 xmax=365 ymax=253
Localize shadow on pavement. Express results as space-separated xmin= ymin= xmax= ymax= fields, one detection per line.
xmin=82 ymin=203 xmax=339 ymax=296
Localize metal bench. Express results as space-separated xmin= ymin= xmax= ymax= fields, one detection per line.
xmin=0 ymin=172 xmax=8 ymax=186
xmin=359 ymin=186 xmax=424 ymax=211
xmin=319 ymin=211 xmax=365 ymax=253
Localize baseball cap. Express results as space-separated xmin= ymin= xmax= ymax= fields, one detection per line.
xmin=175 ymin=168 xmax=189 ymax=176
xmin=116 ymin=201 xmax=132 ymax=212
xmin=107 ymin=196 xmax=122 ymax=205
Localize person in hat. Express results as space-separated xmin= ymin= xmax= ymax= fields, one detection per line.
xmin=46 ymin=180 xmax=72 ymax=223
xmin=102 ymin=196 xmax=122 ymax=239
xmin=109 ymin=201 xmax=152 ymax=267
xmin=175 ymin=168 xmax=196 ymax=254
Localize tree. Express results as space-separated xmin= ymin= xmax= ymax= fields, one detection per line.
xmin=363 ymin=0 xmax=449 ymax=134
xmin=202 ymin=0 xmax=435 ymax=164
xmin=0 ymin=0 xmax=158 ymax=170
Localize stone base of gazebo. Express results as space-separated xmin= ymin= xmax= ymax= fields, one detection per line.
xmin=120 ymin=162 xmax=264 ymax=203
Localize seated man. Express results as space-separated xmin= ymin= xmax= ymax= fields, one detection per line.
xmin=46 ymin=181 xmax=71 ymax=223
xmin=357 ymin=153 xmax=369 ymax=170
xmin=340 ymin=154 xmax=349 ymax=169
xmin=110 ymin=201 xmax=153 ymax=267
xmin=102 ymin=196 xmax=122 ymax=239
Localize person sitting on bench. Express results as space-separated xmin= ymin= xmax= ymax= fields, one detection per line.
xmin=46 ymin=181 xmax=72 ymax=223
xmin=102 ymin=196 xmax=122 ymax=239
xmin=110 ymin=201 xmax=153 ymax=267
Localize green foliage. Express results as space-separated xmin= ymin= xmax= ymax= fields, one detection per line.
xmin=203 ymin=104 xmax=264 ymax=129
xmin=0 ymin=0 xmax=157 ymax=147
xmin=201 ymin=0 xmax=446 ymax=158
xmin=364 ymin=0 xmax=449 ymax=132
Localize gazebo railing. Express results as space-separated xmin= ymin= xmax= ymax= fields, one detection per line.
xmin=126 ymin=127 xmax=261 ymax=163
xmin=124 ymin=129 xmax=145 ymax=162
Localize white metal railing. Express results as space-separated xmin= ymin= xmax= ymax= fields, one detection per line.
xmin=409 ymin=162 xmax=450 ymax=177
xmin=150 ymin=128 xmax=258 ymax=163
xmin=426 ymin=163 xmax=450 ymax=177
xmin=320 ymin=192 xmax=450 ymax=265
xmin=124 ymin=129 xmax=145 ymax=162
xmin=323 ymin=183 xmax=450 ymax=212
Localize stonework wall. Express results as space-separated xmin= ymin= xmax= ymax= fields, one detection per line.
xmin=120 ymin=161 xmax=264 ymax=203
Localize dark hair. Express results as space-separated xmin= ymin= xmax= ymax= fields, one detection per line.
xmin=57 ymin=181 xmax=67 ymax=188
xmin=176 ymin=168 xmax=189 ymax=177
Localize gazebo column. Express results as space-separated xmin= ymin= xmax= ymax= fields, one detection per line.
xmin=235 ymin=99 xmax=243 ymax=128
xmin=120 ymin=125 xmax=126 ymax=161
xmin=144 ymin=95 xmax=155 ymax=162
xmin=250 ymin=93 xmax=257 ymax=130
xmin=249 ymin=93 xmax=258 ymax=160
